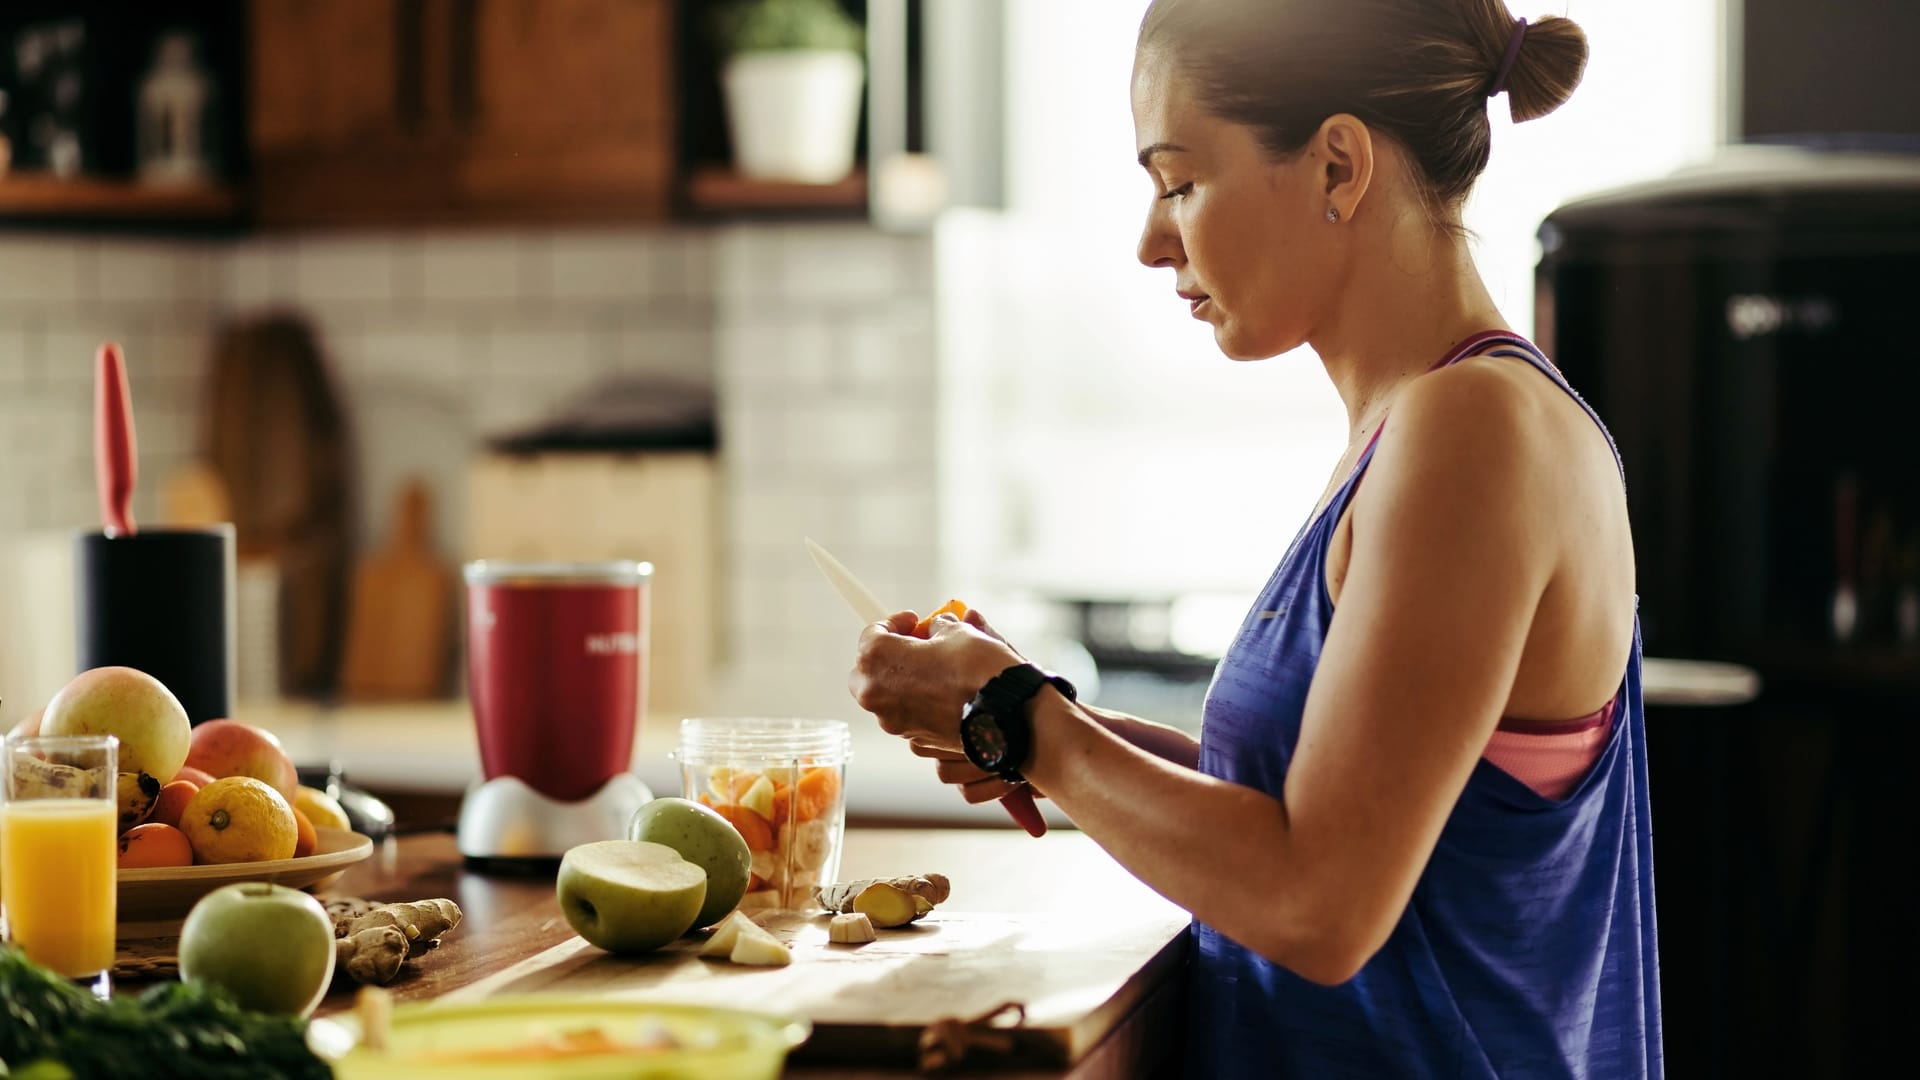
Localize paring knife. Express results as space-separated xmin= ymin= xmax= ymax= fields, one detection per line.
xmin=804 ymin=538 xmax=1048 ymax=837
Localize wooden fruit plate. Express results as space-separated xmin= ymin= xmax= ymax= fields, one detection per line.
xmin=117 ymin=826 xmax=374 ymax=932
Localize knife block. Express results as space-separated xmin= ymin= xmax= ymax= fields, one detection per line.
xmin=74 ymin=525 xmax=236 ymax=725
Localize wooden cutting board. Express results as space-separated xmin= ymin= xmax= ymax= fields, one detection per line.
xmin=203 ymin=315 xmax=353 ymax=696
xmin=339 ymin=479 xmax=453 ymax=700
xmin=439 ymin=907 xmax=1190 ymax=1068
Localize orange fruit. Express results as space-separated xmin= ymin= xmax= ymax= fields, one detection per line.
xmin=795 ymin=767 xmax=842 ymax=822
xmin=180 ymin=776 xmax=297 ymax=864
xmin=913 ymin=599 xmax=968 ymax=637
xmin=712 ymin=803 xmax=774 ymax=853
xmin=149 ymin=780 xmax=200 ymax=829
xmin=292 ymin=808 xmax=318 ymax=859
xmin=119 ymin=823 xmax=194 ymax=869
xmin=293 ymin=785 xmax=351 ymax=833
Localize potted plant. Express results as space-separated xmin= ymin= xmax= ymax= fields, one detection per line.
xmin=714 ymin=0 xmax=865 ymax=184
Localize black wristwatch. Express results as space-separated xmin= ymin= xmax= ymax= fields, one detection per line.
xmin=959 ymin=663 xmax=1077 ymax=781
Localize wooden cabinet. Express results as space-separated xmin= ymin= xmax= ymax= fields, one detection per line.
xmin=251 ymin=0 xmax=674 ymax=226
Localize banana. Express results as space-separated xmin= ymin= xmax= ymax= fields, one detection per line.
xmin=6 ymin=759 xmax=157 ymax=833
xmin=116 ymin=771 xmax=162 ymax=832
xmin=10 ymin=757 xmax=95 ymax=799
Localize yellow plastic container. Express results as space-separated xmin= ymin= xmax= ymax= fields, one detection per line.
xmin=324 ymin=998 xmax=810 ymax=1080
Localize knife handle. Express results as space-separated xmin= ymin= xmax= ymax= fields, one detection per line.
xmin=1001 ymin=786 xmax=1047 ymax=837
xmin=95 ymin=342 xmax=137 ymax=537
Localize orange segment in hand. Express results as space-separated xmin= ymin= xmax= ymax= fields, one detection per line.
xmin=913 ymin=599 xmax=969 ymax=638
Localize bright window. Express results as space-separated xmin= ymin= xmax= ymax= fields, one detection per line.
xmin=940 ymin=1 xmax=1722 ymax=640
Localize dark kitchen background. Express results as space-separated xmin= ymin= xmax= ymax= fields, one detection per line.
xmin=1 ymin=3 xmax=1915 ymax=1076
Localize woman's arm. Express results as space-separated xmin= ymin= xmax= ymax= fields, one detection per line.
xmin=937 ymin=609 xmax=1201 ymax=769
xmin=1025 ymin=366 xmax=1559 ymax=983
xmin=1084 ymin=707 xmax=1200 ymax=769
xmin=864 ymin=365 xmax=1561 ymax=985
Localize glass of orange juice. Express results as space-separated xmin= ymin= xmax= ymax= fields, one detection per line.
xmin=2 ymin=733 xmax=119 ymax=995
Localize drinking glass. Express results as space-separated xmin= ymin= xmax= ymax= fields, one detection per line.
xmin=2 ymin=733 xmax=119 ymax=995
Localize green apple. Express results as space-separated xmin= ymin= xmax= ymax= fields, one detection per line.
xmin=178 ymin=882 xmax=337 ymax=1017
xmin=627 ymin=797 xmax=751 ymax=930
xmin=556 ymin=840 xmax=708 ymax=955
xmin=40 ymin=666 xmax=190 ymax=783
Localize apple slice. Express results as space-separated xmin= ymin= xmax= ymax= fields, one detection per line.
xmin=739 ymin=775 xmax=776 ymax=821
xmin=699 ymin=911 xmax=757 ymax=958
xmin=728 ymin=917 xmax=792 ymax=967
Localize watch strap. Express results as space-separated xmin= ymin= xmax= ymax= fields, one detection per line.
xmin=962 ymin=663 xmax=1077 ymax=781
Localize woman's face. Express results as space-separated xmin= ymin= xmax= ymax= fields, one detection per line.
xmin=1131 ymin=49 xmax=1345 ymax=361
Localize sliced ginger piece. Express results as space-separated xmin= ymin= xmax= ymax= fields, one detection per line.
xmin=829 ymin=912 xmax=877 ymax=944
xmin=818 ymin=873 xmax=950 ymax=927
xmin=852 ymin=883 xmax=919 ymax=929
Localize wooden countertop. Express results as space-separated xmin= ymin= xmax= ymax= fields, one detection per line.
xmin=313 ymin=828 xmax=1190 ymax=1078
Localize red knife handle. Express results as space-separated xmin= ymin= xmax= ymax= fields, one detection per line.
xmin=95 ymin=342 xmax=137 ymax=536
xmin=1001 ymin=785 xmax=1047 ymax=837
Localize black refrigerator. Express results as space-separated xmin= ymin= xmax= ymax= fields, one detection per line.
xmin=1536 ymin=147 xmax=1920 ymax=1079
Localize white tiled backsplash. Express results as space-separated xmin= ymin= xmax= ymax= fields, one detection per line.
xmin=0 ymin=223 xmax=940 ymax=728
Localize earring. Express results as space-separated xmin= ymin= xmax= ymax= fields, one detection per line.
xmin=1326 ymin=207 xmax=1340 ymax=223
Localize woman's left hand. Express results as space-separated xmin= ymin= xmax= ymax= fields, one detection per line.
xmin=906 ymin=740 xmax=1035 ymax=805
xmin=849 ymin=610 xmax=1023 ymax=753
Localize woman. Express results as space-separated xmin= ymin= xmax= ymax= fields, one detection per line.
xmin=849 ymin=1 xmax=1659 ymax=1076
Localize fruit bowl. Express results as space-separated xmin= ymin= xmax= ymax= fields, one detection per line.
xmin=117 ymin=826 xmax=374 ymax=927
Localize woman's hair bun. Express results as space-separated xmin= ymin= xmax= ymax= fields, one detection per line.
xmin=1500 ymin=14 xmax=1588 ymax=123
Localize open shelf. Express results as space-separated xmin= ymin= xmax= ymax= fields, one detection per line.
xmin=0 ymin=173 xmax=243 ymax=226
xmin=680 ymin=165 xmax=867 ymax=217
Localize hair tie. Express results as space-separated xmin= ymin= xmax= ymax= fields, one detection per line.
xmin=1488 ymin=17 xmax=1528 ymax=97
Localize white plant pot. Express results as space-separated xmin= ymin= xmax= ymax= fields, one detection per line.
xmin=722 ymin=50 xmax=865 ymax=184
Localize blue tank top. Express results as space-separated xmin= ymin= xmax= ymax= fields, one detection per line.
xmin=1188 ymin=332 xmax=1662 ymax=1079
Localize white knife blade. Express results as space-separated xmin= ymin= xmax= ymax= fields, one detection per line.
xmin=805 ymin=537 xmax=891 ymax=624
xmin=805 ymin=537 xmax=1051 ymax=836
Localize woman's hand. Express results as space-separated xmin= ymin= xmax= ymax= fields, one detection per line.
xmin=849 ymin=609 xmax=1023 ymax=754
xmin=906 ymin=740 xmax=1038 ymax=805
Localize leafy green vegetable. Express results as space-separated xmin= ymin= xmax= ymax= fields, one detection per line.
xmin=714 ymin=0 xmax=864 ymax=55
xmin=0 ymin=947 xmax=329 ymax=1080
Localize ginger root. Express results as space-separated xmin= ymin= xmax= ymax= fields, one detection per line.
xmin=330 ymin=896 xmax=463 ymax=985
xmin=333 ymin=898 xmax=460 ymax=942
xmin=816 ymin=874 xmax=950 ymax=929
xmin=339 ymin=925 xmax=409 ymax=985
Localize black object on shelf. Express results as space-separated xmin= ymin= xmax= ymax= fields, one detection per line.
xmin=489 ymin=376 xmax=718 ymax=454
xmin=0 ymin=0 xmax=245 ymax=229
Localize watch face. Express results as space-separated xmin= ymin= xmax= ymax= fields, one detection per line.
xmin=962 ymin=711 xmax=1009 ymax=769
